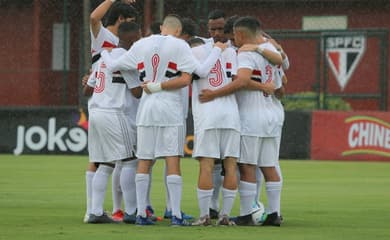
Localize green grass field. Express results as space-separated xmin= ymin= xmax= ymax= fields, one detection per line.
xmin=0 ymin=155 xmax=389 ymax=240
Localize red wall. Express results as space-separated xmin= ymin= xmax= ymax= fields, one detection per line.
xmin=0 ymin=5 xmax=40 ymax=105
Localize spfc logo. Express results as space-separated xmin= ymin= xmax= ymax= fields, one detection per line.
xmin=325 ymin=35 xmax=366 ymax=90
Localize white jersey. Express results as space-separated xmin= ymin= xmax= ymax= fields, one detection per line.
xmin=90 ymin=26 xmax=118 ymax=57
xmin=235 ymin=42 xmax=283 ymax=137
xmin=101 ymin=34 xmax=198 ymax=127
xmin=192 ymin=44 xmax=240 ymax=132
xmin=87 ymin=48 xmax=140 ymax=122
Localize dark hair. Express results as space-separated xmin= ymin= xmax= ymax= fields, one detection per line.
xmin=150 ymin=21 xmax=161 ymax=34
xmin=188 ymin=37 xmax=205 ymax=47
xmin=118 ymin=21 xmax=140 ymax=36
xmin=181 ymin=18 xmax=198 ymax=37
xmin=105 ymin=2 xmax=138 ymax=26
xmin=233 ymin=16 xmax=261 ymax=34
xmin=224 ymin=15 xmax=239 ymax=34
xmin=208 ymin=9 xmax=225 ymax=20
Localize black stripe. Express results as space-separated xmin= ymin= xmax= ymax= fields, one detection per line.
xmin=91 ymin=54 xmax=101 ymax=65
xmin=226 ymin=71 xmax=231 ymax=78
xmin=112 ymin=77 xmax=126 ymax=84
xmin=165 ymin=71 xmax=181 ymax=78
xmin=139 ymin=71 xmax=145 ymax=82
xmin=251 ymin=77 xmax=262 ymax=82
xmin=192 ymin=73 xmax=200 ymax=80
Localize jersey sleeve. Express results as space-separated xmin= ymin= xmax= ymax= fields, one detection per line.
xmin=177 ymin=41 xmax=198 ymax=74
xmin=122 ymin=70 xmax=141 ymax=89
xmin=101 ymin=44 xmax=139 ymax=72
xmin=87 ymin=70 xmax=97 ymax=87
xmin=282 ymin=56 xmax=290 ymax=70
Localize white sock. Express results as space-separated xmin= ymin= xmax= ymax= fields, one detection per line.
xmin=120 ymin=161 xmax=137 ymax=215
xmin=135 ymin=173 xmax=149 ymax=217
xmin=112 ymin=163 xmax=123 ymax=213
xmin=164 ymin=165 xmax=171 ymax=211
xmin=211 ymin=164 xmax=223 ymax=211
xmin=197 ymin=188 xmax=213 ymax=218
xmin=91 ymin=165 xmax=113 ymax=216
xmin=255 ymin=168 xmax=263 ymax=206
xmin=265 ymin=181 xmax=282 ymax=215
xmin=239 ymin=181 xmax=257 ymax=216
xmin=85 ymin=171 xmax=95 ymax=214
xmin=146 ymin=167 xmax=153 ymax=207
xmin=220 ymin=188 xmax=237 ymax=217
xmin=167 ymin=175 xmax=182 ymax=219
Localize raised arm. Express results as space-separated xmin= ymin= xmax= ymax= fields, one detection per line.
xmin=90 ymin=0 xmax=115 ymax=39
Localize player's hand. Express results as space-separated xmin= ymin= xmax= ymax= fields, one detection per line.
xmin=263 ymin=81 xmax=276 ymax=95
xmin=141 ymin=81 xmax=152 ymax=94
xmin=275 ymin=86 xmax=285 ymax=99
xmin=199 ymin=89 xmax=215 ymax=103
xmin=238 ymin=44 xmax=258 ymax=53
xmin=214 ymin=42 xmax=227 ymax=51
xmin=81 ymin=69 xmax=92 ymax=87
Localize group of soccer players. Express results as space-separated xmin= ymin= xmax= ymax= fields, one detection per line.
xmin=82 ymin=0 xmax=289 ymax=227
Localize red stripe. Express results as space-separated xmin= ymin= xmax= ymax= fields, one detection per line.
xmin=226 ymin=62 xmax=232 ymax=69
xmin=252 ymin=69 xmax=262 ymax=76
xmin=101 ymin=41 xmax=117 ymax=48
xmin=137 ymin=62 xmax=144 ymax=70
xmin=168 ymin=62 xmax=177 ymax=70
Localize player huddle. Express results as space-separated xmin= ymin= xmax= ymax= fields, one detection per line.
xmin=82 ymin=0 xmax=289 ymax=227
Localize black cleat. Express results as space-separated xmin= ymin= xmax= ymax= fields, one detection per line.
xmin=123 ymin=212 xmax=137 ymax=224
xmin=262 ymin=212 xmax=281 ymax=227
xmin=230 ymin=214 xmax=254 ymax=226
xmin=209 ymin=208 xmax=219 ymax=219
xmin=87 ymin=213 xmax=117 ymax=224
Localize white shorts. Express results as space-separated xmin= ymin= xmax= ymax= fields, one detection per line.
xmin=136 ymin=125 xmax=184 ymax=160
xmin=88 ymin=110 xmax=136 ymax=163
xmin=239 ymin=136 xmax=279 ymax=167
xmin=193 ymin=129 xmax=240 ymax=159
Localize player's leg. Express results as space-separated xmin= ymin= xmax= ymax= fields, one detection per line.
xmin=135 ymin=159 xmax=154 ymax=225
xmin=192 ymin=157 xmax=214 ymax=226
xmin=145 ymin=159 xmax=158 ymax=221
xmin=217 ymin=129 xmax=240 ymax=225
xmin=259 ymin=137 xmax=282 ymax=226
xmin=84 ymin=162 xmax=97 ymax=222
xmin=210 ymin=160 xmax=223 ymax=219
xmin=120 ymin=159 xmax=138 ymax=224
xmin=134 ymin=126 xmax=155 ymax=225
xmin=218 ymin=157 xmax=238 ymax=225
xmin=89 ymin=162 xmax=117 ymax=223
xmin=111 ymin=162 xmax=123 ymax=221
xmin=255 ymin=167 xmax=263 ymax=208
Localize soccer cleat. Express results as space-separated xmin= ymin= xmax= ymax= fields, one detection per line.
xmin=112 ymin=209 xmax=124 ymax=222
xmin=230 ymin=214 xmax=254 ymax=226
xmin=262 ymin=212 xmax=282 ymax=227
xmin=209 ymin=208 xmax=219 ymax=219
xmin=164 ymin=209 xmax=194 ymax=220
xmin=171 ymin=216 xmax=191 ymax=226
xmin=146 ymin=205 xmax=158 ymax=221
xmin=191 ymin=215 xmax=212 ymax=226
xmin=83 ymin=213 xmax=90 ymax=223
xmin=216 ymin=215 xmax=236 ymax=226
xmin=87 ymin=213 xmax=117 ymax=224
xmin=135 ymin=215 xmax=155 ymax=225
xmin=123 ymin=212 xmax=137 ymax=224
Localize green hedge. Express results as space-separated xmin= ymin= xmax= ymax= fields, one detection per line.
xmin=282 ymin=92 xmax=352 ymax=111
